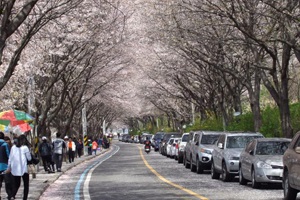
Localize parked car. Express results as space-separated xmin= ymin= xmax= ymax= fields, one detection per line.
xmin=184 ymin=131 xmax=197 ymax=168
xmin=153 ymin=132 xmax=165 ymax=151
xmin=160 ymin=132 xmax=181 ymax=156
xmin=166 ymin=138 xmax=175 ymax=157
xmin=189 ymin=131 xmax=222 ymax=174
xmin=239 ymin=138 xmax=291 ymax=188
xmin=211 ymin=132 xmax=264 ymax=182
xmin=170 ymin=137 xmax=180 ymax=159
xmin=177 ymin=133 xmax=189 ymax=163
xmin=174 ymin=138 xmax=182 ymax=160
xmin=121 ymin=134 xmax=129 ymax=142
xmin=283 ymin=131 xmax=300 ymax=200
xmin=133 ymin=135 xmax=140 ymax=143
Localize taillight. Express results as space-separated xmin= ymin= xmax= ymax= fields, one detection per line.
xmin=176 ymin=143 xmax=179 ymax=149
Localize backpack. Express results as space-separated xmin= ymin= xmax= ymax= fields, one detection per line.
xmin=40 ymin=143 xmax=50 ymax=156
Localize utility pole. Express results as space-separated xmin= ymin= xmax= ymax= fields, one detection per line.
xmin=82 ymin=102 xmax=88 ymax=155
xmin=191 ymin=101 xmax=195 ymax=125
xmin=27 ymin=75 xmax=37 ymax=178
xmin=102 ymin=119 xmax=106 ymax=135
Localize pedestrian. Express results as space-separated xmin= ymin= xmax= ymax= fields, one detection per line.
xmin=73 ymin=137 xmax=79 ymax=158
xmin=87 ymin=139 xmax=92 ymax=155
xmin=0 ymin=132 xmax=11 ymax=200
xmin=92 ymin=139 xmax=98 ymax=155
xmin=6 ymin=134 xmax=32 ymax=200
xmin=63 ymin=136 xmax=69 ymax=163
xmin=76 ymin=139 xmax=83 ymax=158
xmin=3 ymin=136 xmax=13 ymax=200
xmin=103 ymin=136 xmax=109 ymax=149
xmin=97 ymin=137 xmax=102 ymax=151
xmin=52 ymin=132 xmax=66 ymax=172
xmin=38 ymin=136 xmax=54 ymax=173
xmin=66 ymin=137 xmax=75 ymax=163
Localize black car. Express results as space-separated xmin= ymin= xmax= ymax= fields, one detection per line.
xmin=160 ymin=132 xmax=181 ymax=156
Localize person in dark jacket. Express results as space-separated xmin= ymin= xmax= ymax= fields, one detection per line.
xmin=39 ymin=136 xmax=54 ymax=173
xmin=76 ymin=139 xmax=83 ymax=158
xmin=0 ymin=132 xmax=11 ymax=199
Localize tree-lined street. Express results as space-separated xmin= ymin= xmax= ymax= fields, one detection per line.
xmin=38 ymin=140 xmax=286 ymax=200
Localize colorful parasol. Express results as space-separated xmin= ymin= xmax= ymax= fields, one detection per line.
xmin=0 ymin=109 xmax=34 ymax=126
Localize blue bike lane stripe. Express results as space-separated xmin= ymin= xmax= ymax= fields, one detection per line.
xmin=74 ymin=145 xmax=120 ymax=200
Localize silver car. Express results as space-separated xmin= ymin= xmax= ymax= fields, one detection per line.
xmin=239 ymin=138 xmax=291 ymax=188
xmin=211 ymin=132 xmax=264 ymax=182
xmin=190 ymin=131 xmax=222 ymax=174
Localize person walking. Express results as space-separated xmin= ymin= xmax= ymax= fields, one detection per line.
xmin=76 ymin=139 xmax=83 ymax=158
xmin=66 ymin=137 xmax=75 ymax=163
xmin=38 ymin=136 xmax=54 ymax=173
xmin=0 ymin=132 xmax=11 ymax=200
xmin=52 ymin=132 xmax=66 ymax=172
xmin=63 ymin=136 xmax=69 ymax=163
xmin=3 ymin=136 xmax=13 ymax=200
xmin=73 ymin=137 xmax=79 ymax=158
xmin=92 ymin=139 xmax=98 ymax=155
xmin=6 ymin=134 xmax=32 ymax=200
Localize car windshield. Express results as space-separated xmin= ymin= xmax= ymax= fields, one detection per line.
xmin=256 ymin=141 xmax=290 ymax=155
xmin=154 ymin=134 xmax=164 ymax=140
xmin=182 ymin=134 xmax=189 ymax=142
xmin=226 ymin=135 xmax=262 ymax=149
xmin=201 ymin=135 xmax=220 ymax=145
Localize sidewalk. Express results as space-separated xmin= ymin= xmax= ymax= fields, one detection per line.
xmin=1 ymin=148 xmax=109 ymax=200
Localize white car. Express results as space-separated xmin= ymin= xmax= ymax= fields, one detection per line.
xmin=171 ymin=138 xmax=181 ymax=159
xmin=166 ymin=138 xmax=175 ymax=157
xmin=178 ymin=133 xmax=189 ymax=163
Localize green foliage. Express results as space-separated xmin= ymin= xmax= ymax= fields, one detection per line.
xmin=290 ymin=102 xmax=300 ymax=134
xmin=227 ymin=113 xmax=255 ymax=132
xmin=131 ymin=102 xmax=300 ymax=137
xmin=259 ymin=105 xmax=281 ymax=137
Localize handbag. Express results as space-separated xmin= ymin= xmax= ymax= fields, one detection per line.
xmin=27 ymin=153 xmax=40 ymax=165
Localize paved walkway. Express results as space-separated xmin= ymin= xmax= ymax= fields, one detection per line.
xmin=0 ymin=148 xmax=109 ymax=200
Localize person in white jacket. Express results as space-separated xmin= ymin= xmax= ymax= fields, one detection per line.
xmin=66 ymin=137 xmax=76 ymax=163
xmin=6 ymin=134 xmax=32 ymax=200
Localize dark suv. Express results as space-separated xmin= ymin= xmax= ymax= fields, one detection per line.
xmin=283 ymin=131 xmax=300 ymax=200
xmin=160 ymin=132 xmax=181 ymax=156
xmin=152 ymin=132 xmax=165 ymax=151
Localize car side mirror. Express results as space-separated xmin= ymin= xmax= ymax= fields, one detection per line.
xmin=296 ymin=147 xmax=300 ymax=154
xmin=249 ymin=150 xmax=254 ymax=155
xmin=218 ymin=143 xmax=223 ymax=149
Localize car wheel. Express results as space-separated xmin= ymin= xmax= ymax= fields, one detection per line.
xmin=211 ymin=161 xmax=220 ymax=179
xmin=190 ymin=155 xmax=196 ymax=172
xmin=185 ymin=156 xmax=190 ymax=169
xmin=251 ymin=169 xmax=260 ymax=189
xmin=196 ymin=157 xmax=204 ymax=174
xmin=178 ymin=155 xmax=183 ymax=163
xmin=239 ymin=166 xmax=247 ymax=185
xmin=221 ymin=162 xmax=232 ymax=182
xmin=283 ymin=170 xmax=298 ymax=200
xmin=183 ymin=154 xmax=186 ymax=165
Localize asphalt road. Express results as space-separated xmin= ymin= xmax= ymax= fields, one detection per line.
xmin=40 ymin=140 xmax=299 ymax=199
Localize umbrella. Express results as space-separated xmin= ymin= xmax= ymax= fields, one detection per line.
xmin=0 ymin=109 xmax=34 ymax=126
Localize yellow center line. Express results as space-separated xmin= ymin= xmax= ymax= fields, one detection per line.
xmin=139 ymin=146 xmax=209 ymax=200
